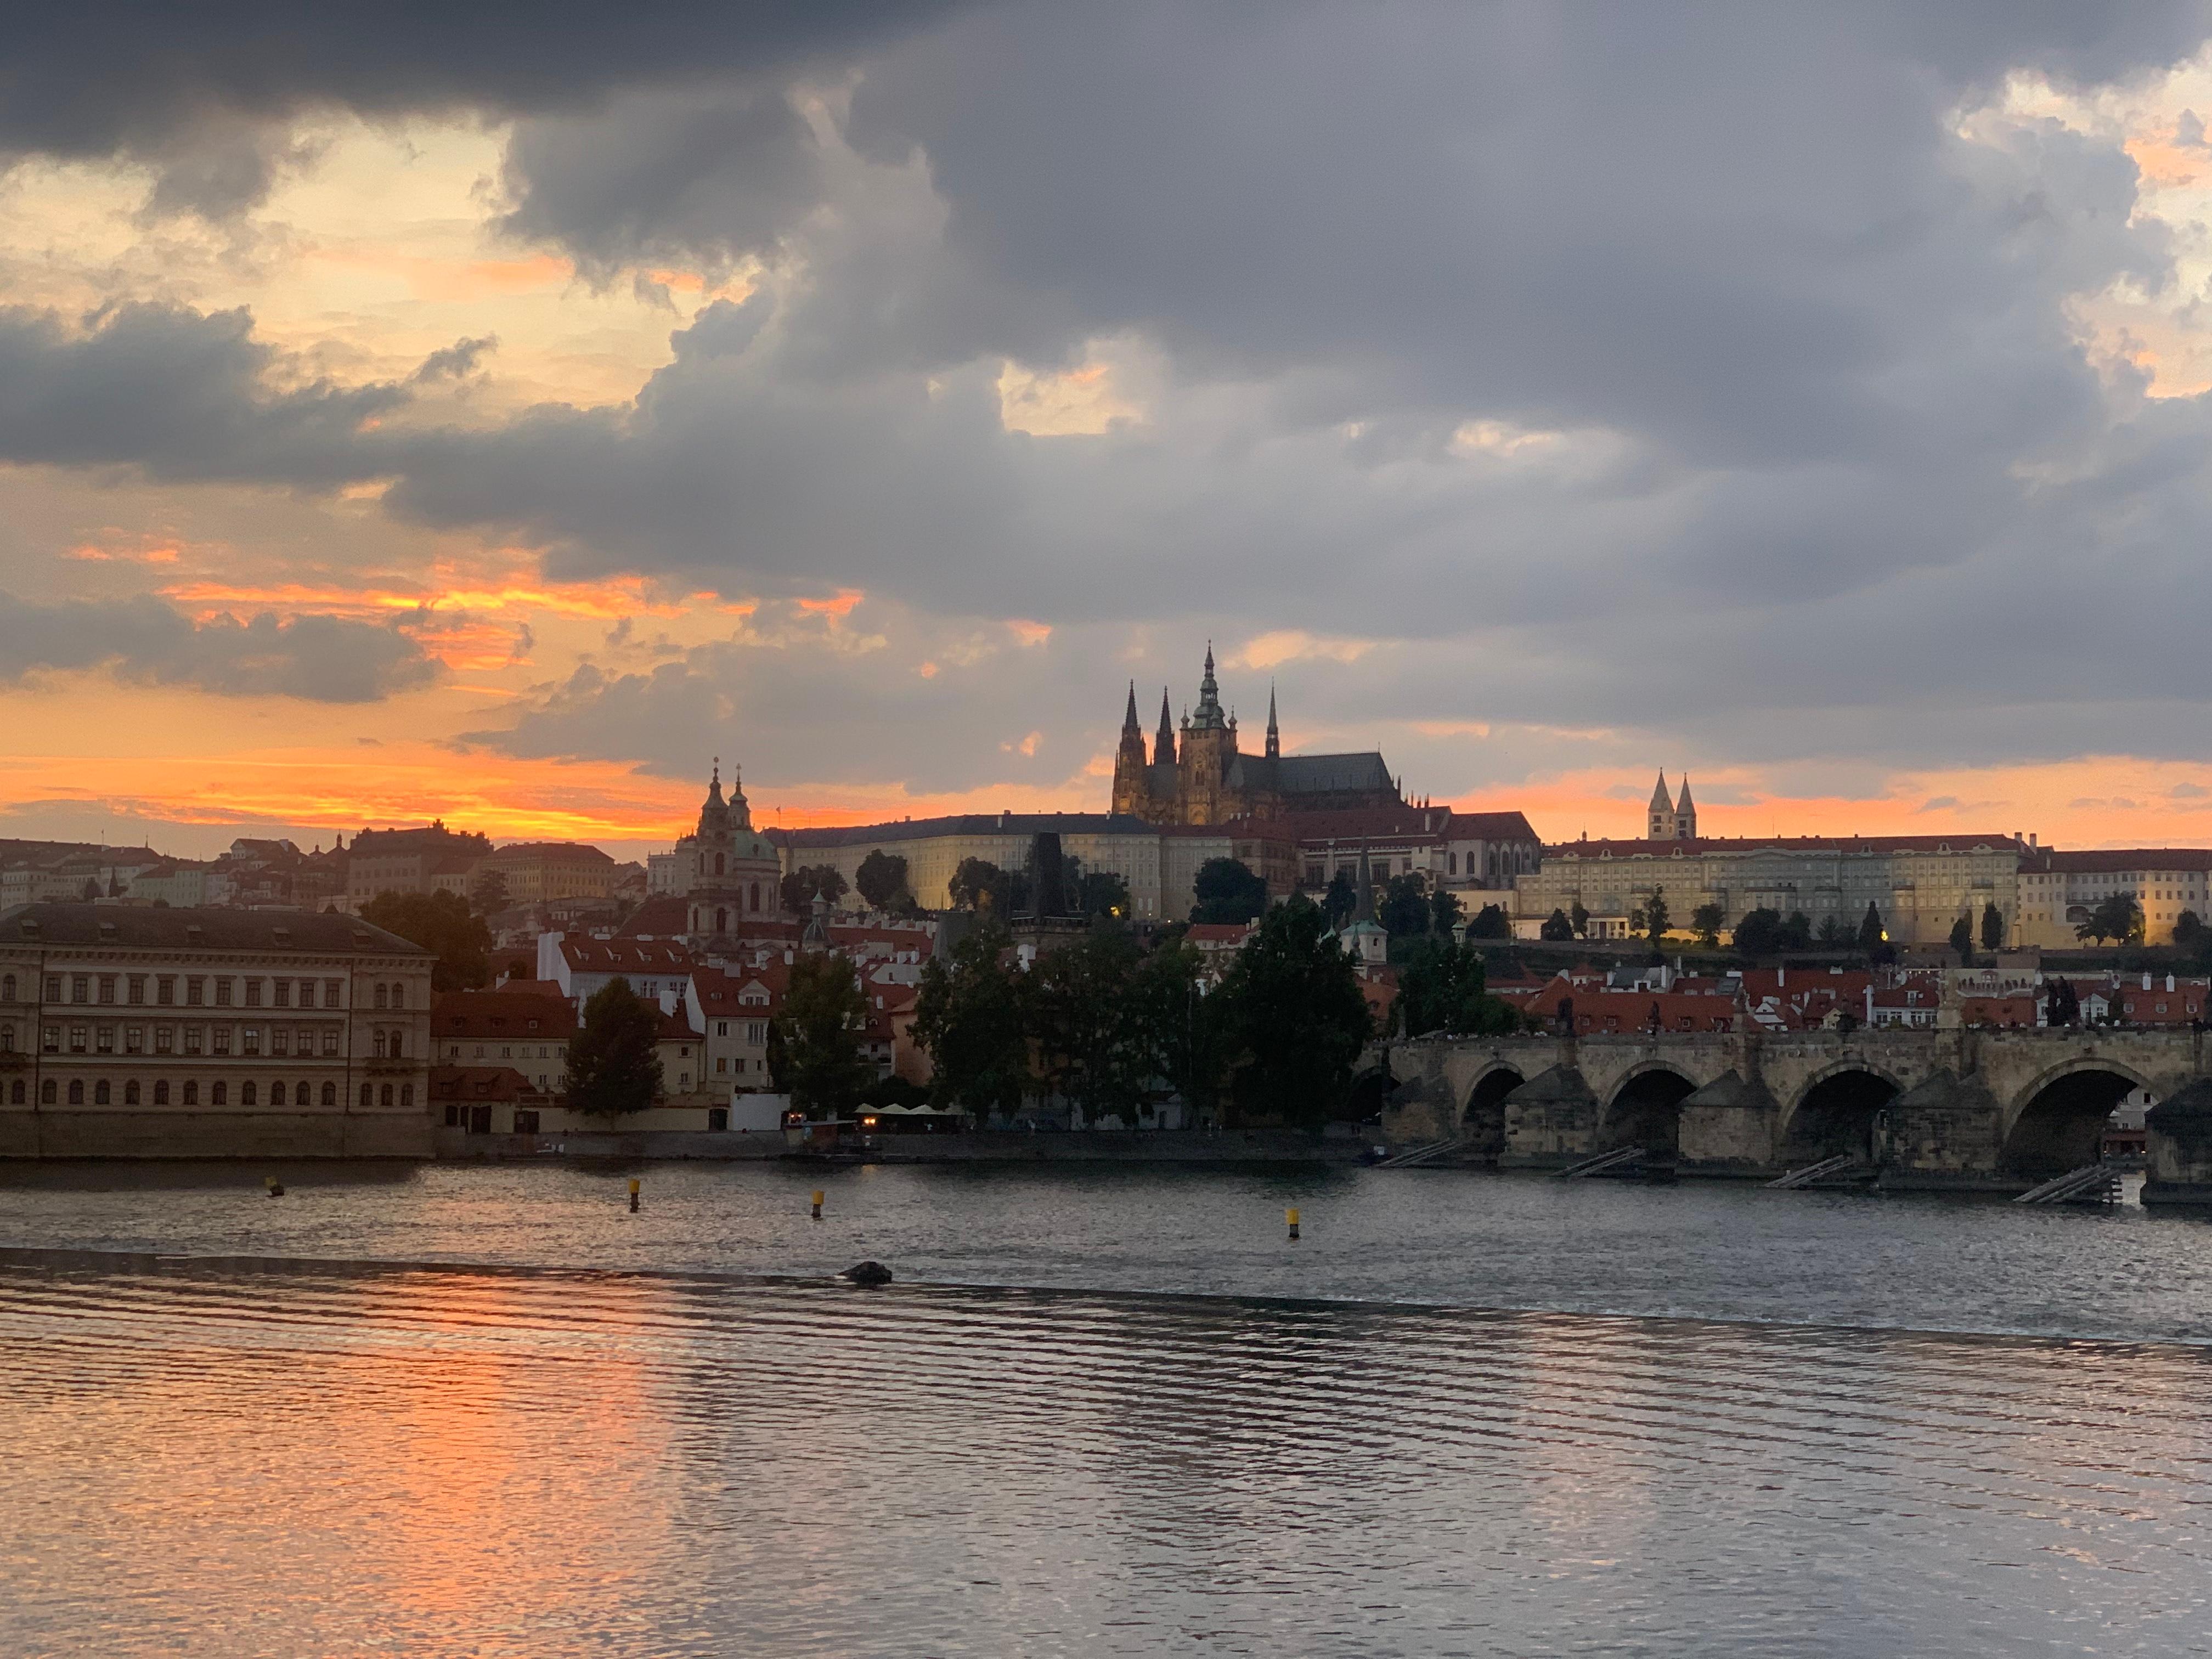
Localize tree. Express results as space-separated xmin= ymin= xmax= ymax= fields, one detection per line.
xmin=776 ymin=953 xmax=874 ymax=1120
xmin=1322 ymin=870 xmax=1358 ymax=927
xmin=1856 ymin=902 xmax=1885 ymax=957
xmin=1029 ymin=924 xmax=1149 ymax=1125
xmin=2176 ymin=909 xmax=2207 ymax=955
xmin=1539 ymin=907 xmax=1575 ymax=942
xmin=1191 ymin=857 xmax=1269 ymax=925
xmin=947 ymin=857 xmax=1014 ymax=915
xmin=1074 ymin=869 xmax=1132 ymax=919
xmin=1429 ymin=884 xmax=1465 ymax=936
xmin=1569 ymin=899 xmax=1589 ymax=938
xmin=1468 ymin=902 xmax=1513 ymax=940
xmin=1379 ymin=872 xmax=1431 ymax=938
xmin=780 ymin=864 xmax=849 ymax=913
xmin=1816 ymin=915 xmax=1847 ymax=946
xmin=469 ymin=865 xmax=510 ymax=917
xmin=566 ymin=978 xmax=663 ymax=1115
xmin=1393 ymin=938 xmax=1520 ymax=1039
xmin=1780 ymin=911 xmax=1814 ymax=951
xmin=1980 ymin=902 xmax=2006 ymax=953
xmin=1733 ymin=907 xmax=1784 ymax=956
xmin=2046 ymin=978 xmax=2081 ymax=1027
xmin=1215 ymin=899 xmax=1373 ymax=1129
xmin=1641 ymin=887 xmax=1669 ymax=949
xmin=913 ymin=923 xmax=1032 ymax=1121
xmin=1949 ymin=915 xmax=1975 ymax=966
xmin=360 ymin=889 xmax=491 ymax=991
xmin=2077 ymin=894 xmax=2143 ymax=946
xmin=1124 ymin=933 xmax=1229 ymax=1118
xmin=855 ymin=849 xmax=911 ymax=911
xmin=1690 ymin=902 xmax=1725 ymax=950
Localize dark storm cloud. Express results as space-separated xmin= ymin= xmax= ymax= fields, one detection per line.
xmin=0 ymin=302 xmax=406 ymax=486
xmin=0 ymin=594 xmax=441 ymax=702
xmin=0 ymin=1 xmax=957 ymax=213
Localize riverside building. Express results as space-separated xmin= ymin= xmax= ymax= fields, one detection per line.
xmin=0 ymin=904 xmax=435 ymax=1157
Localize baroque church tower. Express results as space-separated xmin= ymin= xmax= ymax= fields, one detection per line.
xmin=684 ymin=759 xmax=782 ymax=941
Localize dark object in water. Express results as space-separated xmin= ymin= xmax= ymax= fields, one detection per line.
xmin=840 ymin=1261 xmax=894 ymax=1286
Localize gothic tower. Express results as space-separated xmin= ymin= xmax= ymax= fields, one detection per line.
xmin=1672 ymin=775 xmax=1697 ymax=839
xmin=1154 ymin=687 xmax=1176 ymax=769
xmin=1177 ymin=643 xmax=1238 ymax=825
xmin=1266 ymin=684 xmax=1280 ymax=760
xmin=1648 ymin=771 xmax=1677 ymax=840
xmin=1111 ymin=682 xmax=1150 ymax=816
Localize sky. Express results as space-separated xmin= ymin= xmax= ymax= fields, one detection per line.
xmin=11 ymin=3 xmax=2212 ymax=862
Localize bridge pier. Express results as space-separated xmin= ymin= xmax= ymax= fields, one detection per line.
xmin=2145 ymin=1078 xmax=2212 ymax=1207
xmin=1677 ymin=1071 xmax=1780 ymax=1177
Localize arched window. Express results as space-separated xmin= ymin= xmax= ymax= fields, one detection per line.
xmin=124 ymin=1080 xmax=140 ymax=1105
xmin=0 ymin=1025 xmax=12 ymax=1052
xmin=41 ymin=1079 xmax=57 ymax=1104
xmin=211 ymin=1082 xmax=227 ymax=1105
xmin=375 ymin=984 xmax=388 ymax=1011
xmin=390 ymin=984 xmax=405 ymax=1010
xmin=380 ymin=1084 xmax=394 ymax=1108
xmin=373 ymin=1030 xmax=387 ymax=1058
xmin=749 ymin=882 xmax=761 ymax=911
xmin=400 ymin=1084 xmax=414 ymax=1108
xmin=154 ymin=1081 xmax=170 ymax=1105
xmin=93 ymin=1080 xmax=110 ymax=1104
xmin=390 ymin=1031 xmax=404 ymax=1059
xmin=182 ymin=1081 xmax=198 ymax=1105
xmin=241 ymin=1081 xmax=257 ymax=1106
xmin=359 ymin=1083 xmax=373 ymax=1108
xmin=2 ymin=973 xmax=13 ymax=1000
xmin=716 ymin=907 xmax=728 ymax=933
xmin=320 ymin=1081 xmax=337 ymax=1107
xmin=715 ymin=852 xmax=726 ymax=877
xmin=9 ymin=1080 xmax=23 ymax=1105
xmin=68 ymin=1080 xmax=84 ymax=1104
xmin=268 ymin=1081 xmax=285 ymax=1107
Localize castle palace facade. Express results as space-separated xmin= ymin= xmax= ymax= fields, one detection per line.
xmin=1110 ymin=647 xmax=1403 ymax=826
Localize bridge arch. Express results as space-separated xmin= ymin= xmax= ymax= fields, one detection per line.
xmin=1461 ymin=1063 xmax=1524 ymax=1156
xmin=1604 ymin=1064 xmax=1697 ymax=1158
xmin=1779 ymin=1062 xmax=1905 ymax=1167
xmin=2001 ymin=1057 xmax=2152 ymax=1178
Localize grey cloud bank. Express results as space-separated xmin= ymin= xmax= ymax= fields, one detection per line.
xmin=7 ymin=3 xmax=2212 ymax=802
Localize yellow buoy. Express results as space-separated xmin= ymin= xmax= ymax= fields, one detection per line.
xmin=1286 ymin=1206 xmax=1301 ymax=1242
xmin=811 ymin=1188 xmax=825 ymax=1220
xmin=628 ymin=1176 xmax=640 ymax=1213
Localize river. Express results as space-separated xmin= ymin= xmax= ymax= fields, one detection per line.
xmin=4 ymin=1162 xmax=2211 ymax=1655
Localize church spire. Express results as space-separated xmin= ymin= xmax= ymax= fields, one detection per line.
xmin=1122 ymin=680 xmax=1141 ymax=735
xmin=1647 ymin=770 xmax=1676 ymax=840
xmin=1190 ymin=641 xmax=1227 ymax=730
xmin=1265 ymin=682 xmax=1280 ymax=760
xmin=1154 ymin=687 xmax=1176 ymax=766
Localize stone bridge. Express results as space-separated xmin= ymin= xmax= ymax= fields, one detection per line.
xmin=1370 ymin=1028 xmax=2212 ymax=1202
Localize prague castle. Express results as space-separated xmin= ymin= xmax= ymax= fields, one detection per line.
xmin=1110 ymin=646 xmax=1403 ymax=826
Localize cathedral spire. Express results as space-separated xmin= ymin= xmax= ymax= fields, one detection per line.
xmin=1190 ymin=641 xmax=1228 ymax=730
xmin=1154 ymin=687 xmax=1176 ymax=767
xmin=1122 ymin=680 xmax=1141 ymax=735
xmin=1265 ymin=683 xmax=1280 ymax=759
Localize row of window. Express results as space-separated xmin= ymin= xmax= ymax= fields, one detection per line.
xmin=18 ymin=1023 xmax=408 ymax=1058
xmin=8 ymin=1077 xmax=416 ymax=1109
xmin=4 ymin=972 xmax=362 ymax=1009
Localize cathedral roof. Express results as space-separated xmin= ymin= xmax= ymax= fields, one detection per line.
xmin=1649 ymin=771 xmax=1674 ymax=812
xmin=1224 ymin=751 xmax=1396 ymax=796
